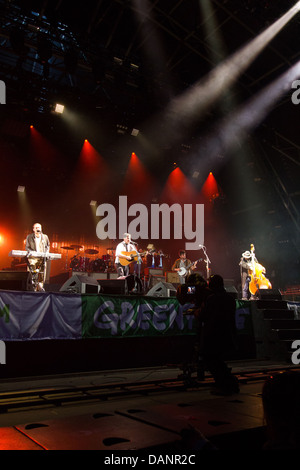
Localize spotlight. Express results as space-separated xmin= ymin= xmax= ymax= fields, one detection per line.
xmin=54 ymin=103 xmax=64 ymax=114
xmin=113 ymin=57 xmax=123 ymax=66
xmin=116 ymin=124 xmax=128 ymax=134
xmin=90 ymin=200 xmax=97 ymax=206
xmin=17 ymin=186 xmax=25 ymax=192
xmin=131 ymin=128 xmax=139 ymax=136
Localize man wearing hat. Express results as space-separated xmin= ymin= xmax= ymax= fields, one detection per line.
xmin=239 ymin=249 xmax=257 ymax=300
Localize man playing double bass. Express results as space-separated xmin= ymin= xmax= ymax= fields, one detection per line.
xmin=240 ymin=244 xmax=271 ymax=300
xmin=239 ymin=249 xmax=257 ymax=300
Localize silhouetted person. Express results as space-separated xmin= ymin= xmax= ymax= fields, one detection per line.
xmin=197 ymin=274 xmax=239 ymax=394
xmin=262 ymin=371 xmax=300 ymax=449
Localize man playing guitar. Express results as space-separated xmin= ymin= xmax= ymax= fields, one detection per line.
xmin=115 ymin=233 xmax=139 ymax=278
xmin=172 ymin=250 xmax=198 ymax=284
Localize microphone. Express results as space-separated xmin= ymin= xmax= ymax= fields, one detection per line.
xmin=131 ymin=241 xmax=138 ymax=245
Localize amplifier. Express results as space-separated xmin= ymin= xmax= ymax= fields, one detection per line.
xmin=144 ymin=268 xmax=164 ymax=277
xmin=166 ymin=271 xmax=180 ymax=283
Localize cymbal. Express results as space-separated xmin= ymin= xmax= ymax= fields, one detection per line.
xmin=70 ymin=244 xmax=83 ymax=249
xmin=85 ymin=249 xmax=99 ymax=254
xmin=61 ymin=246 xmax=73 ymax=250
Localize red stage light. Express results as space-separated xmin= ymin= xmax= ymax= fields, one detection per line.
xmin=201 ymin=171 xmax=221 ymax=202
xmin=121 ymin=152 xmax=156 ymax=203
xmin=160 ymin=167 xmax=197 ymax=203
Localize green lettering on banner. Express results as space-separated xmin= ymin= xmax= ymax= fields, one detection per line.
xmin=0 ymin=304 xmax=9 ymax=323
xmin=81 ymin=295 xmax=195 ymax=338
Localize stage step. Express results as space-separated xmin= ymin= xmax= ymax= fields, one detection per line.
xmin=267 ymin=319 xmax=300 ymax=329
xmin=261 ymin=309 xmax=294 ymax=320
xmin=251 ymin=300 xmax=300 ymax=362
xmin=271 ymin=329 xmax=300 ymax=341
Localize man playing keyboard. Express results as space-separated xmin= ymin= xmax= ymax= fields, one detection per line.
xmin=25 ymin=223 xmax=50 ymax=291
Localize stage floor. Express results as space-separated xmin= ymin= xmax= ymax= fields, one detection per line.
xmin=0 ymin=359 xmax=299 ymax=451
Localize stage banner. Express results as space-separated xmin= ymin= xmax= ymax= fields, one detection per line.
xmin=81 ymin=294 xmax=195 ymax=338
xmin=0 ymin=291 xmax=252 ymax=341
xmin=0 ymin=291 xmax=82 ymax=340
xmin=235 ymin=299 xmax=254 ymax=336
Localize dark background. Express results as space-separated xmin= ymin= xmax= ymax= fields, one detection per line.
xmin=0 ymin=0 xmax=299 ymax=288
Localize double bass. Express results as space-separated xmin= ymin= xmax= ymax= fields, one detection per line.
xmin=248 ymin=244 xmax=272 ymax=296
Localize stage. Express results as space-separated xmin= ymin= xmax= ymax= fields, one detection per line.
xmin=0 ymin=359 xmax=299 ymax=451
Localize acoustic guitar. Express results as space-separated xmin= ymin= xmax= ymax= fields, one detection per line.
xmin=118 ymin=251 xmax=147 ymax=267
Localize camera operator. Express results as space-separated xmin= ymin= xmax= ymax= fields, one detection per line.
xmin=176 ymin=273 xmax=211 ymax=380
xmin=176 ymin=273 xmax=239 ymax=394
xmin=176 ymin=272 xmax=210 ymax=310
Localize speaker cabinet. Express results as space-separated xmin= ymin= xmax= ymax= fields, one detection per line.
xmin=98 ymin=279 xmax=127 ymax=295
xmin=0 ymin=271 xmax=31 ymax=291
xmin=146 ymin=281 xmax=177 ymax=297
xmin=144 ymin=268 xmax=164 ymax=277
xmin=98 ymin=275 xmax=142 ymax=295
xmin=60 ymin=275 xmax=101 ymax=294
xmin=258 ymin=289 xmax=282 ymax=300
xmin=166 ymin=271 xmax=180 ymax=283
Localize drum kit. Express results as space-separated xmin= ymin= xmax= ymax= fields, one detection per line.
xmin=61 ymin=243 xmax=170 ymax=274
xmin=61 ymin=245 xmax=115 ymax=273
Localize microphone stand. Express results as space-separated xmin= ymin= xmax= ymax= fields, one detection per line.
xmin=200 ymin=245 xmax=211 ymax=280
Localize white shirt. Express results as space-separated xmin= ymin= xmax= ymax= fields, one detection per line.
xmin=34 ymin=236 xmax=42 ymax=253
xmin=115 ymin=241 xmax=137 ymax=263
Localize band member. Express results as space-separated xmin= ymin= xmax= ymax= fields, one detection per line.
xmin=145 ymin=244 xmax=156 ymax=268
xmin=172 ymin=250 xmax=198 ymax=284
xmin=115 ymin=233 xmax=138 ymax=278
xmin=239 ymin=250 xmax=253 ymax=300
xmin=25 ymin=222 xmax=50 ymax=291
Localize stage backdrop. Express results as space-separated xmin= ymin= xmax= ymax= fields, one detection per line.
xmin=0 ymin=291 xmax=254 ymax=341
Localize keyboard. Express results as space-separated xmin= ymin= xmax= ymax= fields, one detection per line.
xmin=9 ymin=250 xmax=61 ymax=260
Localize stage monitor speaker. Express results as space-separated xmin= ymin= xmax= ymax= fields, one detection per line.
xmin=98 ymin=275 xmax=142 ymax=295
xmin=146 ymin=281 xmax=177 ymax=297
xmin=60 ymin=275 xmax=101 ymax=294
xmin=258 ymin=289 xmax=282 ymax=300
xmin=0 ymin=271 xmax=30 ymax=291
xmin=225 ymin=285 xmax=238 ymax=299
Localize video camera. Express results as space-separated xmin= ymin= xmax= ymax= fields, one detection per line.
xmin=176 ymin=281 xmax=209 ymax=307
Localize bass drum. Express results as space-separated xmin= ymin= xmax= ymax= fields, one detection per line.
xmin=70 ymin=256 xmax=80 ymax=271
xmin=90 ymin=258 xmax=106 ymax=272
xmin=79 ymin=256 xmax=90 ymax=272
